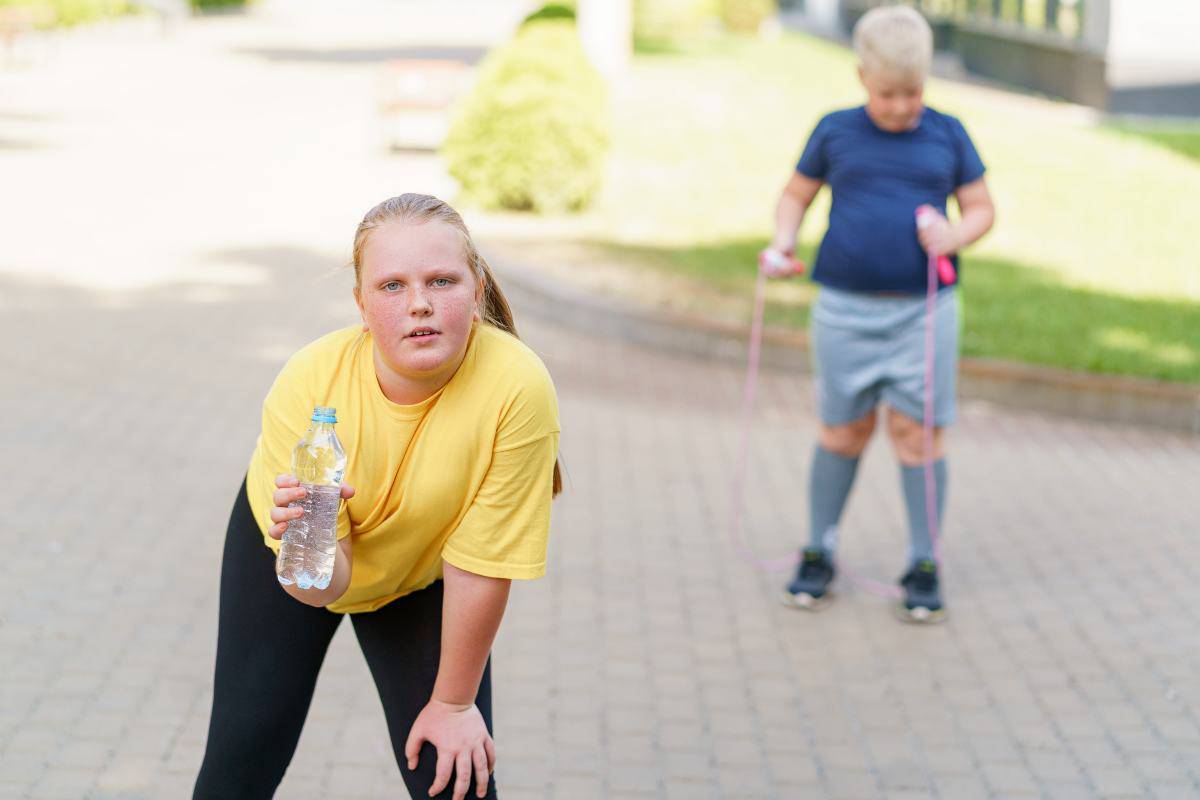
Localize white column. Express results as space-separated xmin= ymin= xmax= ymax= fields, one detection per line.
xmin=578 ymin=0 xmax=632 ymax=78
xmin=1106 ymin=0 xmax=1200 ymax=86
xmin=802 ymin=0 xmax=842 ymax=36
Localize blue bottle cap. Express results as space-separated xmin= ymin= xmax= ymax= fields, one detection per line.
xmin=312 ymin=406 xmax=337 ymax=424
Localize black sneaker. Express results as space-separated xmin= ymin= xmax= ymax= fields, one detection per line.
xmin=896 ymin=559 xmax=946 ymax=624
xmin=781 ymin=548 xmax=835 ymax=610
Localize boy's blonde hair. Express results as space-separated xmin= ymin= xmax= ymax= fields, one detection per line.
xmin=853 ymin=5 xmax=933 ymax=82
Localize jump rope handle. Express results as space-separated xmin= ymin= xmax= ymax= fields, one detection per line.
xmin=758 ymin=247 xmax=806 ymax=279
xmin=915 ymin=205 xmax=957 ymax=284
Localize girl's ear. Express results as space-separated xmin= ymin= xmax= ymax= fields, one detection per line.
xmin=353 ymin=285 xmax=368 ymax=331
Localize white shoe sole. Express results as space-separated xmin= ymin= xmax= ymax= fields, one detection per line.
xmin=780 ymin=588 xmax=833 ymax=611
xmin=894 ymin=603 xmax=947 ymax=624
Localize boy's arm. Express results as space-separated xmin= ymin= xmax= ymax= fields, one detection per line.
xmin=950 ymin=177 xmax=995 ymax=252
xmin=769 ymin=171 xmax=824 ymax=253
xmin=919 ymin=177 xmax=995 ymax=257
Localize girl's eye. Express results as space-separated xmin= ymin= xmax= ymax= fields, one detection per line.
xmin=432 ymin=278 xmax=452 ymax=288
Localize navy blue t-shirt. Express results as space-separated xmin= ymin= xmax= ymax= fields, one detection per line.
xmin=797 ymin=106 xmax=986 ymax=293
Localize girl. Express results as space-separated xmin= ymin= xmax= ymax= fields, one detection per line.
xmin=193 ymin=194 xmax=561 ymax=800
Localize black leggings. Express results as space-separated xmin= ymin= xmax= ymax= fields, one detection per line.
xmin=193 ymin=481 xmax=497 ymax=799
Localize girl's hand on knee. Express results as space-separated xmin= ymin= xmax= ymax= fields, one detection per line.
xmin=406 ymin=699 xmax=494 ymax=800
xmin=267 ymin=473 xmax=356 ymax=540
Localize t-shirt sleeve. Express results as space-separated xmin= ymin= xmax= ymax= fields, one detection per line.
xmin=441 ymin=433 xmax=559 ymax=580
xmin=795 ymin=116 xmax=831 ymax=179
xmin=952 ymin=118 xmax=986 ymax=188
xmin=442 ymin=365 xmax=560 ymax=580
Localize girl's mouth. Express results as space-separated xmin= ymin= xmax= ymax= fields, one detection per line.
xmin=407 ymin=327 xmax=441 ymax=341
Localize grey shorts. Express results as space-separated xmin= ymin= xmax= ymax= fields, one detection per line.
xmin=811 ymin=286 xmax=959 ymax=427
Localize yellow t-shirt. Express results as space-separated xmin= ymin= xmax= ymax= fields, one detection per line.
xmin=246 ymin=322 xmax=560 ymax=614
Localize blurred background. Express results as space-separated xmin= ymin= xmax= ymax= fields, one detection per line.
xmin=2 ymin=1 xmax=1198 ymax=798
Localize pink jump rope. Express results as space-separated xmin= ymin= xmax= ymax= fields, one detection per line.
xmin=730 ymin=206 xmax=952 ymax=597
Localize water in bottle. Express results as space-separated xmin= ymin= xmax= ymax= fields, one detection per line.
xmin=277 ymin=406 xmax=346 ymax=590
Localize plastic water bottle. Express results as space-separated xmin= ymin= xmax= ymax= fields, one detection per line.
xmin=276 ymin=406 xmax=346 ymax=590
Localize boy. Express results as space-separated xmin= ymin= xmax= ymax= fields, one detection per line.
xmin=764 ymin=6 xmax=995 ymax=622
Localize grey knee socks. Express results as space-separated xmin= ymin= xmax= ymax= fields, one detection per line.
xmin=900 ymin=459 xmax=947 ymax=564
xmin=808 ymin=445 xmax=861 ymax=555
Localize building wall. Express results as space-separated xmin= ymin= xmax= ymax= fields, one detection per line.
xmin=953 ymin=24 xmax=1109 ymax=109
xmin=1105 ymin=0 xmax=1200 ymax=115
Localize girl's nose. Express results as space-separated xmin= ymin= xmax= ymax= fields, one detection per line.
xmin=408 ymin=289 xmax=432 ymax=314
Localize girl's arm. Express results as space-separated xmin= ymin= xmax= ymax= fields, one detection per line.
xmin=405 ymin=562 xmax=511 ymax=800
xmin=770 ymin=171 xmax=824 ymax=253
xmin=433 ymin=562 xmax=511 ymax=705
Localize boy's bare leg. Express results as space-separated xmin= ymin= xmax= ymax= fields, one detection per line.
xmin=885 ymin=408 xmax=944 ymax=465
xmin=818 ymin=411 xmax=877 ymax=458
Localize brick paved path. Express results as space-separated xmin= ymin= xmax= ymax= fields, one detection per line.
xmin=2 ymin=4 xmax=1199 ymax=799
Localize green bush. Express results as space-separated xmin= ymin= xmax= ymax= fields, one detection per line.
xmin=634 ymin=0 xmax=718 ymax=42
xmin=443 ymin=20 xmax=609 ymax=213
xmin=719 ymin=0 xmax=774 ymax=33
xmin=522 ymin=2 xmax=575 ymax=26
xmin=0 ymin=0 xmax=127 ymax=27
xmin=190 ymin=0 xmax=246 ymax=10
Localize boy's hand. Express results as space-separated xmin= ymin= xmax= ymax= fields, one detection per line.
xmin=916 ymin=209 xmax=961 ymax=257
xmin=758 ymin=247 xmax=805 ymax=279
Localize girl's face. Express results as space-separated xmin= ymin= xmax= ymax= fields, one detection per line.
xmin=354 ymin=220 xmax=481 ymax=394
xmin=860 ymin=66 xmax=925 ymax=132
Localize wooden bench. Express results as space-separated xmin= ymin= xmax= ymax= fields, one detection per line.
xmin=0 ymin=5 xmax=55 ymax=65
xmin=378 ymin=59 xmax=473 ymax=151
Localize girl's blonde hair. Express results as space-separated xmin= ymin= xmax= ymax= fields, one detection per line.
xmin=853 ymin=5 xmax=933 ymax=82
xmin=352 ymin=193 xmax=562 ymax=497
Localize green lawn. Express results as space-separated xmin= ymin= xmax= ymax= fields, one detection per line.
xmin=518 ymin=31 xmax=1200 ymax=383
xmin=1108 ymin=121 xmax=1200 ymax=164
xmin=587 ymin=236 xmax=1200 ymax=382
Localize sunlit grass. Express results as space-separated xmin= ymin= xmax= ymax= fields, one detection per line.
xmin=1105 ymin=121 xmax=1200 ymax=164
xmin=581 ymin=236 xmax=1200 ymax=382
